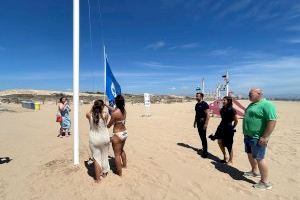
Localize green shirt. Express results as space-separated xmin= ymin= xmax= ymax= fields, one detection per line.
xmin=243 ymin=98 xmax=277 ymax=139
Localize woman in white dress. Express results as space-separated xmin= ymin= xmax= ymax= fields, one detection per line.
xmin=86 ymin=100 xmax=110 ymax=182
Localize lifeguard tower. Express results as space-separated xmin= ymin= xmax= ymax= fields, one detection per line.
xmin=208 ymin=72 xmax=246 ymax=118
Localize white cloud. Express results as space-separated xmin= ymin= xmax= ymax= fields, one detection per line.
xmin=181 ymin=86 xmax=189 ymax=90
xmin=285 ymin=38 xmax=300 ymax=44
xmin=170 ymin=42 xmax=200 ymax=50
xmin=287 ymin=4 xmax=300 ymax=19
xmin=168 ymin=87 xmax=176 ymax=90
xmin=217 ymin=0 xmax=252 ymax=18
xmin=286 ymin=25 xmax=300 ymax=32
xmin=136 ymin=61 xmax=185 ymax=69
xmin=229 ymin=56 xmax=300 ymax=95
xmin=145 ymin=41 xmax=166 ymax=50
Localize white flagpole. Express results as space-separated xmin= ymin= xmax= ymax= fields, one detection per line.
xmin=73 ymin=0 xmax=80 ymax=165
xmin=104 ymin=46 xmax=106 ymax=102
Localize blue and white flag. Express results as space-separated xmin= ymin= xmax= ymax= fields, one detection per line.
xmin=105 ymin=58 xmax=121 ymax=105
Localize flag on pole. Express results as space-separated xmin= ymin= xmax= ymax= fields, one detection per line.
xmin=105 ymin=58 xmax=121 ymax=105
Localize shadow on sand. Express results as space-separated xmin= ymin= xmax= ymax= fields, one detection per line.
xmin=211 ymin=161 xmax=256 ymax=184
xmin=177 ymin=142 xmax=220 ymax=161
xmin=177 ymin=142 xmax=256 ymax=184
xmin=84 ymin=156 xmax=118 ymax=180
xmin=0 ymin=157 xmax=12 ymax=165
xmin=84 ymin=159 xmax=95 ymax=179
xmin=108 ymin=156 xmax=117 ymax=174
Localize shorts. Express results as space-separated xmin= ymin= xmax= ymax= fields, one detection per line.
xmin=244 ymin=135 xmax=266 ymax=160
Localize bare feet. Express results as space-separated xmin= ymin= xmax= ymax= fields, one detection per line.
xmin=117 ymin=170 xmax=122 ymax=176
xmin=227 ymin=161 xmax=233 ymax=165
xmin=101 ymin=172 xmax=108 ymax=178
xmin=94 ymin=179 xmax=101 ymax=183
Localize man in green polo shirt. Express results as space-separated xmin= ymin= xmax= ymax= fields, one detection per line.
xmin=243 ymin=88 xmax=277 ymax=190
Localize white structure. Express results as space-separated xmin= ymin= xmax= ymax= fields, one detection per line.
xmin=143 ymin=93 xmax=151 ymax=117
xmin=73 ymin=0 xmax=80 ymax=165
xmin=223 ymin=71 xmax=229 ymax=96
xmin=215 ymin=71 xmax=230 ymax=99
xmin=144 ymin=93 xmax=151 ymax=107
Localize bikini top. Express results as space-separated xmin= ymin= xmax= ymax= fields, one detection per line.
xmin=114 ymin=111 xmax=126 ymax=125
xmin=115 ymin=120 xmax=126 ymax=125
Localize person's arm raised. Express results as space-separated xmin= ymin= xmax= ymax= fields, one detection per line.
xmin=59 ymin=103 xmax=65 ymax=111
xmin=86 ymin=112 xmax=91 ymax=120
xmin=107 ymin=114 xmax=115 ymax=128
xmin=104 ymin=102 xmax=115 ymax=111
xmin=86 ymin=107 xmax=93 ymax=119
xmin=104 ymin=113 xmax=109 ymax=124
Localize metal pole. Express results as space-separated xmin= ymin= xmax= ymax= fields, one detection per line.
xmin=104 ymin=46 xmax=106 ymax=102
xmin=73 ymin=0 xmax=80 ymax=165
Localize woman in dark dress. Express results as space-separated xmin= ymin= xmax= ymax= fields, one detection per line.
xmin=209 ymin=96 xmax=238 ymax=164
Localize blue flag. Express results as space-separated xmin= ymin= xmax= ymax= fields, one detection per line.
xmin=105 ymin=58 xmax=121 ymax=105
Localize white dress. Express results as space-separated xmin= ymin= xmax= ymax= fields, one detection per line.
xmin=89 ymin=115 xmax=110 ymax=173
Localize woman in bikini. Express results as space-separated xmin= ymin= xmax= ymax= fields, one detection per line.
xmin=106 ymin=95 xmax=128 ymax=176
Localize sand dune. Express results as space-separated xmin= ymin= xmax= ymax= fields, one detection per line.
xmin=0 ymin=100 xmax=299 ymax=200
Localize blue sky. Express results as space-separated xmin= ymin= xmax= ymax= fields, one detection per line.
xmin=1 ymin=0 xmax=300 ymax=97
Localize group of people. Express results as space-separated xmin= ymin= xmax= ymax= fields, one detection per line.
xmin=194 ymin=88 xmax=277 ymax=190
xmin=56 ymin=95 xmax=128 ymax=182
xmin=56 ymin=88 xmax=276 ymax=190
xmin=87 ymin=95 xmax=128 ymax=182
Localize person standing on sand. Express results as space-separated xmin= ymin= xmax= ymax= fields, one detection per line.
xmin=106 ymin=95 xmax=128 ymax=176
xmin=57 ymin=96 xmax=71 ymax=138
xmin=86 ymin=99 xmax=110 ymax=183
xmin=193 ymin=92 xmax=210 ymax=158
xmin=243 ymin=88 xmax=277 ymax=190
xmin=209 ymin=96 xmax=238 ymax=164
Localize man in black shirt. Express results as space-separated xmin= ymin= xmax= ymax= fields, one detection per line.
xmin=193 ymin=92 xmax=210 ymax=158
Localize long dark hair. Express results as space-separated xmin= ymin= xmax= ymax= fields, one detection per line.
xmin=92 ymin=99 xmax=104 ymax=126
xmin=59 ymin=96 xmax=67 ymax=103
xmin=115 ymin=95 xmax=125 ymax=114
xmin=223 ymin=96 xmax=233 ymax=108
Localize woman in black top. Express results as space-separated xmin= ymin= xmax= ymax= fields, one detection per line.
xmin=209 ymin=96 xmax=238 ymax=164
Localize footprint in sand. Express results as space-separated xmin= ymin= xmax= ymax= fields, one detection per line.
xmin=0 ymin=179 xmax=7 ymax=199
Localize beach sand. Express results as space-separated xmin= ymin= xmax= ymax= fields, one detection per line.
xmin=0 ymin=100 xmax=299 ymax=200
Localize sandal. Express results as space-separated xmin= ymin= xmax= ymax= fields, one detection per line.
xmin=244 ymin=171 xmax=261 ymax=177
xmin=253 ymin=181 xmax=272 ymax=190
